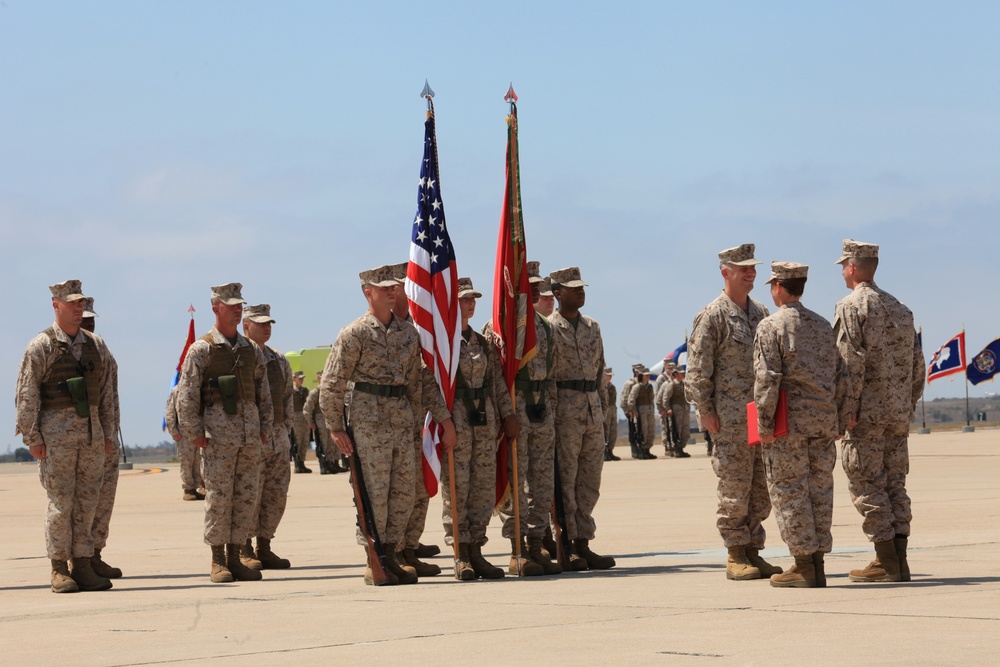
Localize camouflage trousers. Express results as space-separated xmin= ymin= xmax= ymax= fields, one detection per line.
xmin=178 ymin=439 xmax=204 ymax=491
xmin=660 ymin=413 xmax=672 ymax=448
xmin=202 ymin=441 xmax=261 ymax=546
xmin=841 ymin=429 xmax=912 ymax=542
xmin=761 ymin=435 xmax=836 ymax=556
xmin=442 ymin=404 xmax=497 ymax=546
xmin=636 ymin=405 xmax=655 ymax=449
xmin=251 ymin=445 xmax=291 ymax=540
xmin=292 ymin=415 xmax=310 ymax=463
xmin=501 ymin=393 xmax=556 ymax=540
xmin=92 ymin=443 xmax=120 ymax=551
xmin=711 ymin=435 xmax=771 ymax=548
xmin=352 ymin=417 xmax=415 ymax=546
xmin=38 ymin=439 xmax=105 ymax=560
xmin=554 ymin=390 xmax=605 ymax=541
xmin=673 ymin=406 xmax=691 ymax=451
xmin=604 ymin=407 xmax=617 ymax=449
xmin=403 ymin=426 xmax=430 ymax=549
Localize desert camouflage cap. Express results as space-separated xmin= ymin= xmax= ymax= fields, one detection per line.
xmin=718 ymin=244 xmax=761 ymax=266
xmin=550 ymin=266 xmax=588 ymax=288
xmin=81 ymin=297 xmax=98 ymax=318
xmin=359 ymin=265 xmax=402 ymax=288
xmin=836 ymin=239 xmax=879 ymax=264
xmin=244 ymin=303 xmax=275 ymax=324
xmin=605 ymin=367 xmax=613 ymax=374
xmin=292 ymin=371 xmax=305 ymax=379
xmin=631 ymin=363 xmax=644 ymax=373
xmin=539 ymin=277 xmax=553 ymax=297
xmin=389 ymin=262 xmax=408 ymax=282
xmin=211 ymin=283 xmax=246 ymax=305
xmin=457 ymin=277 xmax=482 ymax=299
xmin=526 ymin=260 xmax=543 ymax=283
xmin=49 ymin=279 xmax=86 ymax=302
xmin=765 ymin=261 xmax=809 ymax=284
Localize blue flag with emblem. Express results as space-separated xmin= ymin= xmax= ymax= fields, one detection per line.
xmin=967 ymin=337 xmax=1000 ymax=385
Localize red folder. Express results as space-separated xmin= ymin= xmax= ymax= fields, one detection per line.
xmin=746 ymin=390 xmax=788 ymax=446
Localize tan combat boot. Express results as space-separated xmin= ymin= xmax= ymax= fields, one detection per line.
xmin=849 ymin=540 xmax=900 ymax=582
xmin=527 ymin=535 xmax=563 ymax=575
xmin=51 ymin=559 xmax=79 ymax=593
xmin=469 ymin=542 xmax=504 ymax=579
xmin=573 ymin=539 xmax=616 ymax=570
xmin=770 ymin=555 xmax=817 ymax=588
xmin=746 ymin=547 xmax=783 ymax=577
xmin=726 ymin=546 xmax=761 ymax=580
xmin=894 ymin=536 xmax=910 ymax=582
xmin=382 ymin=543 xmax=417 ymax=584
xmin=812 ymin=552 xmax=827 ymax=588
xmin=541 ymin=527 xmax=558 ymax=560
xmin=567 ymin=541 xmax=589 ymax=571
xmin=508 ymin=537 xmax=544 ymax=577
xmin=71 ymin=556 xmax=113 ymax=591
xmin=363 ymin=549 xmax=398 ymax=586
xmin=256 ymin=538 xmax=291 ymax=569
xmin=402 ymin=547 xmax=441 ymax=577
xmin=414 ymin=542 xmax=441 ymax=558
xmin=240 ymin=539 xmax=263 ymax=571
xmin=210 ymin=545 xmax=233 ymax=583
xmin=227 ymin=543 xmax=263 ymax=581
xmin=455 ymin=544 xmax=476 ymax=581
xmin=91 ymin=548 xmax=122 ymax=579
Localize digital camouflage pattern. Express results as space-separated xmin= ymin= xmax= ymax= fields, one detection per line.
xmin=687 ymin=291 xmax=772 ymax=548
xmin=318 ymin=312 xmax=449 ymax=546
xmin=834 ymin=281 xmax=925 ymax=543
xmin=251 ymin=345 xmax=294 ymax=541
xmin=548 ymin=310 xmax=606 ymax=541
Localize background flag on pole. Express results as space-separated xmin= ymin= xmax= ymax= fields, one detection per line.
xmin=665 ymin=341 xmax=688 ymax=369
xmin=406 ymin=97 xmax=460 ymax=498
xmin=490 ymin=92 xmax=536 ymax=506
xmin=927 ymin=331 xmax=967 ymax=383
xmin=967 ymin=337 xmax=1000 ymax=385
xmin=162 ymin=308 xmax=196 ymax=430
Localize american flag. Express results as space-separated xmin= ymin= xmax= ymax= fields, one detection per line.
xmin=405 ymin=107 xmax=460 ymax=497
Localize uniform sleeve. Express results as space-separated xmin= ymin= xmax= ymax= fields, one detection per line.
xmin=654 ymin=380 xmax=668 ymax=411
xmin=752 ymin=321 xmax=783 ymax=435
xmin=253 ymin=345 xmax=274 ymax=441
xmin=319 ymin=327 xmax=359 ymax=432
xmin=685 ymin=309 xmax=720 ymax=417
xmin=165 ymin=388 xmax=181 ymax=439
xmin=176 ymin=340 xmax=209 ymax=442
xmin=14 ymin=338 xmax=47 ymax=447
xmin=625 ymin=381 xmax=640 ymax=412
xmin=489 ymin=343 xmax=514 ymax=420
xmin=279 ymin=356 xmax=295 ymax=431
xmin=834 ymin=302 xmax=866 ymax=423
xmin=304 ymin=388 xmax=318 ymax=421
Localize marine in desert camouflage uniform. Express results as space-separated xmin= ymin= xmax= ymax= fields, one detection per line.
xmin=834 ymin=240 xmax=925 ymax=583
xmin=166 ymin=385 xmax=205 ymax=499
xmin=291 ymin=371 xmax=312 ymax=473
xmin=548 ymin=266 xmax=615 ymax=571
xmin=441 ymin=278 xmax=518 ymax=581
xmin=240 ymin=304 xmax=295 ymax=571
xmin=319 ymin=265 xmax=456 ymax=585
xmin=80 ymin=298 xmax=124 ymax=580
xmin=175 ymin=282 xmax=273 ymax=584
xmin=685 ymin=244 xmax=781 ymax=581
xmin=753 ymin=262 xmax=844 ymax=588
xmin=15 ymin=280 xmax=116 ymax=593
xmin=602 ymin=368 xmax=619 ymax=461
xmin=626 ymin=367 xmax=657 ymax=458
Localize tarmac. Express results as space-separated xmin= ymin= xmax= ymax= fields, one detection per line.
xmin=1 ymin=429 xmax=998 ymax=666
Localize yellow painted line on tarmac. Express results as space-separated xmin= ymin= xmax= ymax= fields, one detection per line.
xmin=120 ymin=467 xmax=168 ymax=477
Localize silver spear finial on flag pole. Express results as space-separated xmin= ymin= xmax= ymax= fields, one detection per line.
xmin=421 ymin=79 xmax=435 ymax=115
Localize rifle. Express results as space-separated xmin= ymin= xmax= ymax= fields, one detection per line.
xmin=289 ymin=429 xmax=304 ymax=468
xmin=344 ymin=413 xmax=392 ymax=586
xmin=627 ymin=415 xmax=640 ymax=458
xmin=551 ymin=443 xmax=573 ymax=571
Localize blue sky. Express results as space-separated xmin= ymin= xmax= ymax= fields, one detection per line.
xmin=3 ymin=1 xmax=998 ymax=449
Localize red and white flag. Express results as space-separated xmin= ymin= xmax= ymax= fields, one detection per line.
xmin=405 ymin=100 xmax=460 ymax=497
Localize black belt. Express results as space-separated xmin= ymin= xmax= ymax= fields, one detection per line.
xmin=556 ymin=379 xmax=598 ymax=392
xmin=515 ymin=379 xmax=548 ymax=392
xmin=353 ymin=382 xmax=406 ymax=398
xmin=456 ymin=386 xmax=486 ymax=400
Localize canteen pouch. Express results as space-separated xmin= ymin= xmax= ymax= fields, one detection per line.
xmin=525 ymin=403 xmax=546 ymax=424
xmin=467 ymin=408 xmax=488 ymax=427
xmin=217 ymin=375 xmax=239 ymax=415
xmin=64 ymin=377 xmax=89 ymax=418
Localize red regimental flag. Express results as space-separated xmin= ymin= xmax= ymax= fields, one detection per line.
xmin=490 ymin=100 xmax=537 ymax=505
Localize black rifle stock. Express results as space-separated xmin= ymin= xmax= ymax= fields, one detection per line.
xmin=343 ymin=416 xmax=391 ymax=585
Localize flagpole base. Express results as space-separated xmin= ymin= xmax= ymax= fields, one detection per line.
xmin=917 ymin=428 xmax=931 ymax=435
xmin=962 ymin=425 xmax=976 ymax=433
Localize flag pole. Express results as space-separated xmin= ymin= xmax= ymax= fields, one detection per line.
xmin=506 ymin=85 xmax=525 ymax=575
xmin=422 ymin=81 xmax=462 ymax=570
